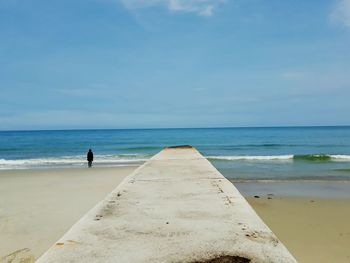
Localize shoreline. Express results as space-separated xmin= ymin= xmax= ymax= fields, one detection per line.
xmin=0 ymin=163 xmax=144 ymax=171
xmin=0 ymin=165 xmax=141 ymax=172
xmin=234 ymin=181 xmax=350 ymax=198
xmin=3 ymin=166 xmax=350 ymax=183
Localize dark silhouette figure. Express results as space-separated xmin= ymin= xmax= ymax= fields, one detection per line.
xmin=87 ymin=149 xmax=93 ymax=168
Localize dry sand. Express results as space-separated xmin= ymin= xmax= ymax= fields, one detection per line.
xmin=0 ymin=167 xmax=135 ymax=261
xmin=247 ymin=196 xmax=350 ymax=263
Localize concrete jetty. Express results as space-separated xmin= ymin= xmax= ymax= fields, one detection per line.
xmin=37 ymin=146 xmax=297 ymax=263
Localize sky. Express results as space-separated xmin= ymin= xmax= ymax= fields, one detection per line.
xmin=1 ymin=0 xmax=350 ymax=130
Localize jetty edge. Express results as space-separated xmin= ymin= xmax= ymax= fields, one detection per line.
xmin=36 ymin=146 xmax=297 ymax=263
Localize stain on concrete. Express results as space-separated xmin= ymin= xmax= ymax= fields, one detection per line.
xmin=244 ymin=231 xmax=279 ymax=246
xmin=94 ymin=215 xmax=103 ymax=221
xmin=55 ymin=242 xmax=64 ymax=246
xmin=190 ymin=255 xmax=251 ymax=263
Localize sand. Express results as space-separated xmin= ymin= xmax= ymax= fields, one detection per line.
xmin=234 ymin=181 xmax=350 ymax=263
xmin=1 ymin=168 xmax=350 ymax=263
xmin=243 ymin=188 xmax=350 ymax=263
xmin=0 ymin=167 xmax=135 ymax=261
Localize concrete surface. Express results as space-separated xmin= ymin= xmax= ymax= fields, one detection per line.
xmin=36 ymin=146 xmax=297 ymax=263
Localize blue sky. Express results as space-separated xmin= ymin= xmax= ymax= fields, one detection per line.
xmin=1 ymin=0 xmax=350 ymax=130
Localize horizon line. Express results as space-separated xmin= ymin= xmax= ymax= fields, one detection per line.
xmin=1 ymin=124 xmax=350 ymax=132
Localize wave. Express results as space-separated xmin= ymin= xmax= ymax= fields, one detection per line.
xmin=207 ymin=154 xmax=350 ymax=162
xmin=200 ymin=144 xmax=349 ymax=151
xmin=207 ymin=155 xmax=293 ymax=161
xmin=293 ymin=154 xmax=331 ymax=161
xmin=334 ymin=169 xmax=350 ymax=173
xmin=294 ymin=154 xmax=350 ymax=161
xmin=0 ymin=154 xmax=151 ymax=169
xmin=2 ymin=153 xmax=350 ymax=169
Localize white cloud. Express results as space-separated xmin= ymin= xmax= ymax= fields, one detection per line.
xmin=330 ymin=0 xmax=350 ymax=28
xmin=120 ymin=0 xmax=225 ymax=16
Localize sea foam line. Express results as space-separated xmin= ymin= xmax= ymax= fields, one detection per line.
xmin=0 ymin=154 xmax=150 ymax=169
xmin=207 ymin=154 xmax=350 ymax=161
xmin=207 ymin=155 xmax=293 ymax=161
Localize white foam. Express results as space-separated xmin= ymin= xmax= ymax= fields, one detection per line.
xmin=207 ymin=155 xmax=294 ymax=161
xmin=0 ymin=154 xmax=150 ymax=169
xmin=2 ymin=153 xmax=350 ymax=169
xmin=330 ymin=155 xmax=350 ymax=160
xmin=207 ymin=154 xmax=350 ymax=162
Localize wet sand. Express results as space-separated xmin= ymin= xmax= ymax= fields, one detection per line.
xmin=0 ymin=167 xmax=135 ymax=261
xmin=236 ymin=182 xmax=350 ymax=263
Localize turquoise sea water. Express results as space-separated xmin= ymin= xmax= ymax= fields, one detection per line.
xmin=1 ymin=127 xmax=350 ymax=181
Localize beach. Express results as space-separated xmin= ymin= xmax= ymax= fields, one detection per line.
xmin=236 ymin=182 xmax=350 ymax=263
xmin=1 ymin=166 xmax=350 ymax=262
xmin=0 ymin=167 xmax=136 ymax=261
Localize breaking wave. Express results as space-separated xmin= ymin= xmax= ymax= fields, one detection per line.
xmin=0 ymin=154 xmax=151 ymax=170
xmin=207 ymin=154 xmax=350 ymax=161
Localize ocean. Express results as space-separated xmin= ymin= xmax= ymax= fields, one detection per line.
xmin=1 ymin=126 xmax=350 ymax=181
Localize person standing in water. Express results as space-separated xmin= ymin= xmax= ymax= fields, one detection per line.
xmin=87 ymin=149 xmax=93 ymax=168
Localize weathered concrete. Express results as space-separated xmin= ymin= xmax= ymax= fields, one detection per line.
xmin=37 ymin=146 xmax=297 ymax=263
